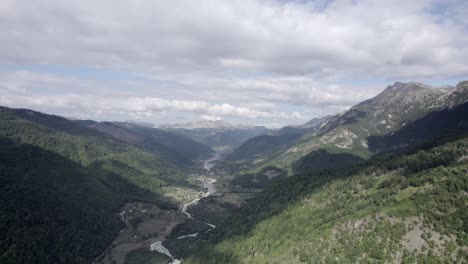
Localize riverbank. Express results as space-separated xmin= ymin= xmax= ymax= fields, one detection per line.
xmin=150 ymin=177 xmax=218 ymax=263
xmin=93 ymin=202 xmax=186 ymax=264
xmin=93 ymin=154 xmax=222 ymax=264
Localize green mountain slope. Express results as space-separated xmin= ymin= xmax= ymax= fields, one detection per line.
xmin=0 ymin=106 xmax=207 ymax=263
xmin=226 ymin=116 xmax=330 ymax=163
xmin=0 ymin=138 xmax=125 ymax=264
xmin=78 ymin=120 xmax=213 ymax=167
xmin=0 ymin=106 xmax=189 ymax=195
xmin=186 ymin=133 xmax=468 ymax=263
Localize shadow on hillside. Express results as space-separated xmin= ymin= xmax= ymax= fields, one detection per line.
xmin=89 ymin=160 xmax=179 ymax=210
xmin=293 ymin=149 xmax=366 ymax=174
xmin=228 ymin=133 xmax=303 ymax=162
xmin=184 ymin=103 xmax=468 ymax=262
xmin=193 ymin=123 xmax=468 ymax=260
xmin=0 ymin=137 xmax=124 ymax=263
xmin=198 ymin=152 xmax=370 ymax=252
xmin=368 ymin=102 xmax=468 ymax=153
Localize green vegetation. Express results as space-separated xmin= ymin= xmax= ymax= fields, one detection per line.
xmin=231 ymin=166 xmax=287 ymax=189
xmin=293 ymin=149 xmax=365 ymax=174
xmin=227 ymin=133 xmax=302 ymax=162
xmin=0 ymin=106 xmax=190 ymax=196
xmin=82 ymin=121 xmax=213 ymax=167
xmin=186 ymin=135 xmax=468 ymax=263
xmin=0 ymin=138 xmax=124 ymax=263
xmin=1 ymin=86 xmax=467 ymax=264
xmin=124 ymin=249 xmax=170 ymax=264
xmin=0 ymin=106 xmax=203 ymax=263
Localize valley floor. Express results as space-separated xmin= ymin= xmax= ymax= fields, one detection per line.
xmin=94 ymin=155 xmax=244 ymax=264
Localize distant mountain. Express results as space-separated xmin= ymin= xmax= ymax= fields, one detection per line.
xmin=226 ymin=115 xmax=330 ymax=162
xmin=222 ymin=80 xmax=468 ymax=178
xmin=124 ymin=120 xmax=155 ymax=128
xmin=315 ymin=81 xmax=454 ymax=137
xmin=298 ymin=115 xmax=332 ymax=129
xmin=159 ymin=120 xmax=257 ymax=130
xmin=76 ymin=120 xmax=213 ymax=167
xmin=159 ymin=120 xmax=269 ymax=153
xmin=306 ymin=81 xmax=467 ymax=153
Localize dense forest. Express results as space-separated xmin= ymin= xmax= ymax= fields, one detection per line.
xmin=0 ymin=85 xmax=467 ymax=263
xmin=186 ymin=133 xmax=468 ymax=263
xmin=0 ymin=138 xmax=123 ymax=263
xmin=0 ymin=106 xmax=199 ymax=194
xmin=0 ymin=106 xmax=207 ymax=263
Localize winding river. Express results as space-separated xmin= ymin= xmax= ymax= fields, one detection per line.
xmin=150 ymin=154 xmax=221 ymax=264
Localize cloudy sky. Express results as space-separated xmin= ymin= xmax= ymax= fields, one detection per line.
xmin=1 ymin=0 xmax=467 ymax=127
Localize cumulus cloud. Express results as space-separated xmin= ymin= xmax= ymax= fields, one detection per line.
xmin=1 ymin=0 xmax=467 ymax=79
xmin=0 ymin=72 xmax=308 ymax=125
xmin=0 ymin=0 xmax=467 ymax=126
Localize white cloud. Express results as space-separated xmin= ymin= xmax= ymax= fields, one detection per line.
xmin=0 ymin=72 xmax=309 ymax=124
xmin=1 ymin=0 xmax=467 ymax=126
xmin=0 ymin=0 xmax=467 ymax=79
xmin=200 ymin=115 xmax=222 ymax=121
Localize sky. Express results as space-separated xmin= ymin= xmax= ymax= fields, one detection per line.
xmin=0 ymin=0 xmax=467 ymax=128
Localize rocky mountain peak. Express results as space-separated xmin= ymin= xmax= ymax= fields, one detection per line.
xmin=455 ymin=80 xmax=468 ymax=90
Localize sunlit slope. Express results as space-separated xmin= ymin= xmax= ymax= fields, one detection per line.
xmin=224 ymin=81 xmax=468 ymax=177
xmin=187 ymin=134 xmax=468 ymax=263
xmin=0 ymin=106 xmax=191 ymax=195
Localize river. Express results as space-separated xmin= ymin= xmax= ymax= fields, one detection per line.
xmin=149 ymin=154 xmax=220 ymax=264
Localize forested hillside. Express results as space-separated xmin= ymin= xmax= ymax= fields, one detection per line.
xmin=0 ymin=106 xmax=191 ymax=193
xmin=226 ymin=116 xmax=330 ymax=163
xmin=187 ymin=133 xmax=468 ymax=263
xmin=0 ymin=106 xmax=201 ymax=263
xmin=78 ymin=121 xmax=213 ymax=167
xmin=0 ymin=138 xmax=125 ymax=263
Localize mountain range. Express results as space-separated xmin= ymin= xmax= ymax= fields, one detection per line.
xmin=0 ymin=106 xmax=214 ymax=263
xmin=0 ymin=80 xmax=467 ymax=263
xmin=159 ymin=120 xmax=269 ymax=154
xmin=220 ymin=81 xmax=468 ymax=188
xmin=182 ymin=81 xmax=468 ymax=263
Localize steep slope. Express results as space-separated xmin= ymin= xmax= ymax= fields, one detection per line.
xmin=225 ymin=81 xmax=468 ymax=177
xmin=186 ymin=133 xmax=468 ymax=263
xmin=0 ymin=106 xmax=188 ymax=196
xmin=159 ymin=120 xmax=269 ymax=153
xmin=368 ymin=101 xmax=468 ymax=153
xmin=0 ymin=107 xmax=209 ymax=263
xmin=114 ymin=122 xmax=213 ymax=161
xmin=0 ymin=138 xmax=125 ymax=264
xmin=226 ymin=115 xmax=330 ymax=162
xmin=77 ymin=120 xmax=213 ymax=167
xmin=299 ymin=115 xmax=332 ymax=129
